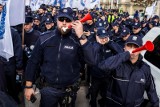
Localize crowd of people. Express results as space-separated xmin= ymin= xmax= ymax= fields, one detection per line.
xmin=0 ymin=3 xmax=160 ymax=107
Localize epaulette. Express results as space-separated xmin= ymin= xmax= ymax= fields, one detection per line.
xmin=40 ymin=31 xmax=51 ymax=36
xmin=39 ymin=30 xmax=55 ymax=45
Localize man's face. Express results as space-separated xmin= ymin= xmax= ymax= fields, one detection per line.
xmin=57 ymin=17 xmax=72 ymax=35
xmin=112 ymin=25 xmax=118 ymax=30
xmin=86 ymin=20 xmax=93 ymax=25
xmin=149 ymin=24 xmax=153 ymax=28
xmin=52 ymin=7 xmax=57 ymax=15
xmin=45 ymin=23 xmax=54 ymax=30
xmin=124 ymin=43 xmax=140 ymax=60
xmin=24 ymin=23 xmax=33 ymax=32
xmin=132 ymin=27 xmax=141 ymax=34
xmin=96 ymin=35 xmax=109 ymax=45
xmin=38 ymin=9 xmax=45 ymax=15
xmin=33 ymin=20 xmax=40 ymax=25
xmin=122 ymin=34 xmax=130 ymax=41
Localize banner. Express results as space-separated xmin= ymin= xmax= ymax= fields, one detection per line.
xmin=28 ymin=0 xmax=100 ymax=10
xmin=9 ymin=0 xmax=25 ymax=26
xmin=0 ymin=0 xmax=14 ymax=61
xmin=145 ymin=1 xmax=157 ymax=19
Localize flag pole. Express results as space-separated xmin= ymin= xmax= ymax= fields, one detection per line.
xmin=22 ymin=24 xmax=25 ymax=46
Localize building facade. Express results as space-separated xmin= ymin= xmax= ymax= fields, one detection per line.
xmin=100 ymin=0 xmax=160 ymax=16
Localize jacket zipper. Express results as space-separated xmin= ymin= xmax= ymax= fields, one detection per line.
xmin=56 ymin=36 xmax=63 ymax=83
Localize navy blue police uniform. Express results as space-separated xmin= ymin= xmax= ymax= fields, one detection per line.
xmin=116 ymin=27 xmax=130 ymax=48
xmin=109 ymin=21 xmax=122 ymax=41
xmin=81 ymin=35 xmax=159 ymax=107
xmin=25 ymin=7 xmax=83 ymax=107
xmin=131 ymin=22 xmax=144 ymax=38
xmin=40 ymin=18 xmax=55 ymax=33
xmin=89 ymin=27 xmax=123 ymax=107
xmin=25 ymin=28 xmax=82 ymax=107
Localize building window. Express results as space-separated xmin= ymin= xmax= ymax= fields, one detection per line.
xmin=144 ymin=35 xmax=160 ymax=69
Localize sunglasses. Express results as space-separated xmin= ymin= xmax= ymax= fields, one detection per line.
xmin=133 ymin=27 xmax=139 ymax=30
xmin=58 ymin=17 xmax=72 ymax=22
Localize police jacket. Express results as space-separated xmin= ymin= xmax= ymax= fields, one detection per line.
xmin=82 ymin=42 xmax=159 ymax=107
xmin=130 ymin=31 xmax=144 ymax=38
xmin=25 ymin=28 xmax=82 ymax=87
xmin=90 ymin=41 xmax=123 ymax=78
xmin=109 ymin=29 xmax=121 ymax=41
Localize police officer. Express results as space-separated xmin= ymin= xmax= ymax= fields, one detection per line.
xmin=24 ymin=7 xmax=84 ymax=107
xmin=33 ymin=15 xmax=42 ymax=32
xmin=76 ymin=34 xmax=159 ymax=107
xmin=109 ymin=21 xmax=121 ymax=41
xmin=131 ymin=22 xmax=144 ymax=38
xmin=141 ymin=20 xmax=155 ymax=36
xmin=41 ymin=18 xmax=55 ymax=33
xmin=89 ymin=27 xmax=123 ymax=107
xmin=116 ymin=27 xmax=130 ymax=48
xmin=152 ymin=15 xmax=159 ymax=26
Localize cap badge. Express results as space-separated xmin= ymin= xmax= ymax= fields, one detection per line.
xmin=102 ymin=30 xmax=106 ymax=33
xmin=132 ymin=36 xmax=137 ymax=41
xmin=63 ymin=9 xmax=67 ymax=13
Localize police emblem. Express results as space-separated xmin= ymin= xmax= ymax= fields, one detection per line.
xmin=63 ymin=9 xmax=68 ymax=13
xmin=132 ymin=36 xmax=137 ymax=41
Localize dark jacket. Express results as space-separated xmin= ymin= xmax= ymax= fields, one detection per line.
xmin=0 ymin=58 xmax=6 ymax=91
xmin=25 ymin=28 xmax=82 ymax=87
xmin=82 ymin=41 xmax=159 ymax=107
xmin=0 ymin=91 xmax=18 ymax=107
xmin=90 ymin=41 xmax=123 ymax=78
xmin=5 ymin=27 xmax=23 ymax=70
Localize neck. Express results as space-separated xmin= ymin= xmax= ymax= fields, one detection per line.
xmin=130 ymin=57 xmax=138 ymax=64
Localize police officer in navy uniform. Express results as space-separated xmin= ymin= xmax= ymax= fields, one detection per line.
xmin=33 ymin=15 xmax=42 ymax=32
xmin=131 ymin=22 xmax=144 ymax=38
xmin=89 ymin=27 xmax=123 ymax=107
xmin=152 ymin=15 xmax=159 ymax=26
xmin=141 ymin=20 xmax=155 ymax=36
xmin=116 ymin=27 xmax=131 ymax=49
xmin=24 ymin=7 xmax=84 ymax=107
xmin=76 ymin=33 xmax=159 ymax=107
xmin=109 ymin=21 xmax=121 ymax=41
xmin=41 ymin=18 xmax=55 ymax=33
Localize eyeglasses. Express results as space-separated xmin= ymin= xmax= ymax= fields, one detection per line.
xmin=58 ymin=17 xmax=72 ymax=22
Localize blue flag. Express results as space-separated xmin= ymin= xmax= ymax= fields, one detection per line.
xmin=0 ymin=3 xmax=6 ymax=39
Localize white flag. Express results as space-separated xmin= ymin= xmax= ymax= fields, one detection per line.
xmin=85 ymin=0 xmax=100 ymax=9
xmin=9 ymin=0 xmax=25 ymax=26
xmin=0 ymin=0 xmax=14 ymax=61
xmin=145 ymin=1 xmax=157 ymax=18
